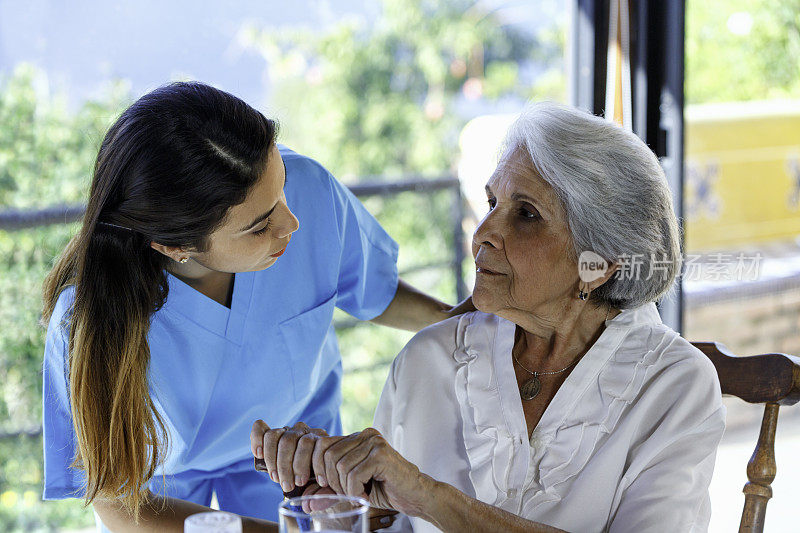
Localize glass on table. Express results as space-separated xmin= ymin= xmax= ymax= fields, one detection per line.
xmin=279 ymin=494 xmax=369 ymax=533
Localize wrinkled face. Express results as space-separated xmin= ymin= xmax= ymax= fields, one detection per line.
xmin=472 ymin=149 xmax=580 ymax=319
xmin=189 ymin=144 xmax=300 ymax=273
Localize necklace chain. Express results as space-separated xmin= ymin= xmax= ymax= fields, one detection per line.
xmin=513 ymin=307 xmax=611 ymax=378
xmin=512 ymin=350 xmax=579 ymax=377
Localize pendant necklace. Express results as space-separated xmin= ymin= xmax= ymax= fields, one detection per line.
xmin=513 ymin=351 xmax=580 ymax=401
xmin=514 ymin=307 xmax=610 ymax=401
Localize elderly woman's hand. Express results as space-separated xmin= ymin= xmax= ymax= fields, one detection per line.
xmin=307 ymin=427 xmax=434 ymax=517
xmin=253 ymin=422 xmax=433 ymax=515
xmin=252 ymin=421 xmax=401 ymax=531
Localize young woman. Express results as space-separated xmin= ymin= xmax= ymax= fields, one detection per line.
xmin=41 ymin=82 xmax=469 ymax=532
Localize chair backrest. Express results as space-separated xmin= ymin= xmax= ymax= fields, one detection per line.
xmin=692 ymin=341 xmax=800 ymax=533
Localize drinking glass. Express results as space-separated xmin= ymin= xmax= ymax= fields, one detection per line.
xmin=278 ymin=494 xmax=369 ymax=532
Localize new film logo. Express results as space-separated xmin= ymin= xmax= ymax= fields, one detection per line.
xmin=578 ymin=251 xmax=609 ymax=283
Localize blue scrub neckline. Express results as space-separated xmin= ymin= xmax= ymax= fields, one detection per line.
xmin=163 ymin=270 xmax=254 ymax=344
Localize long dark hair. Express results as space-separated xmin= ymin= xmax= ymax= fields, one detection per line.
xmin=42 ymin=82 xmax=278 ymax=518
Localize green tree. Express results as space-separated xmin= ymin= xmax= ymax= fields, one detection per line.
xmin=242 ymin=0 xmax=563 ymax=179
xmin=686 ymin=0 xmax=800 ymax=103
xmin=0 ymin=64 xmax=129 ymax=531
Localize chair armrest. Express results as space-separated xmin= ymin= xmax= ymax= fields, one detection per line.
xmin=691 ymin=341 xmax=800 ymax=405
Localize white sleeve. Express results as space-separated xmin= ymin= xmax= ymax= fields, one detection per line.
xmin=372 ymin=350 xmax=415 ymax=533
xmin=372 ymin=352 xmax=401 ymax=448
xmin=609 ymin=408 xmax=725 ymax=532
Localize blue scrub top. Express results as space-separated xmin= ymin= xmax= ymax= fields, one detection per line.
xmin=42 ymin=146 xmax=399 ymax=521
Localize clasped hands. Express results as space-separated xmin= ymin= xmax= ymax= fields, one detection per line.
xmin=250 ymin=420 xmax=433 ymax=519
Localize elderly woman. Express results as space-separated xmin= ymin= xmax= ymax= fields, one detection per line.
xmin=252 ymin=103 xmax=725 ymax=532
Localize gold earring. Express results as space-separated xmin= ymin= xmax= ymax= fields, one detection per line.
xmin=179 ymin=257 xmax=189 ymax=264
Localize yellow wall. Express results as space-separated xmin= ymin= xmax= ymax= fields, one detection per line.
xmin=684 ymin=101 xmax=800 ymax=251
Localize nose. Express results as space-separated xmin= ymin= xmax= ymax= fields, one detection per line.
xmin=275 ymin=201 xmax=300 ymax=238
xmin=472 ymin=210 xmax=502 ymax=251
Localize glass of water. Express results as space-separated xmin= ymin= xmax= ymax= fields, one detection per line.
xmin=278 ymin=494 xmax=369 ymax=533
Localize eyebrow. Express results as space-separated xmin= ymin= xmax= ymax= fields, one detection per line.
xmin=239 ymin=160 xmax=288 ymax=233
xmin=511 ymin=192 xmax=541 ymax=209
xmin=484 ymin=185 xmax=547 ymax=215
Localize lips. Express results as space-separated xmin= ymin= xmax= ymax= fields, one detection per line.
xmin=476 ymin=265 xmax=504 ymax=275
xmin=269 ymin=237 xmax=291 ymax=259
xmin=474 ymin=250 xmax=505 ymax=275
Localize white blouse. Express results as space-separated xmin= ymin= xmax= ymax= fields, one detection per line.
xmin=373 ymin=304 xmax=726 ymax=533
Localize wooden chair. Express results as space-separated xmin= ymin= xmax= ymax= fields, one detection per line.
xmin=692 ymin=341 xmax=800 ymax=533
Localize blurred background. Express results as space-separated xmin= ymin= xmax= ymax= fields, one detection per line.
xmin=0 ymin=0 xmax=798 ymax=531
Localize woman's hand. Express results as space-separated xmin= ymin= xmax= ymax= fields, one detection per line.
xmin=370 ymin=279 xmax=475 ymax=331
xmin=250 ymin=420 xmax=333 ymax=493
xmin=254 ymin=422 xmax=432 ymax=515
xmin=305 ymin=427 xmax=433 ymax=517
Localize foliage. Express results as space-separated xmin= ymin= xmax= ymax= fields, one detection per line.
xmin=336 ymin=188 xmax=465 ymax=431
xmin=686 ymin=0 xmax=800 ymax=103
xmin=241 ymin=0 xmax=562 ymax=179
xmin=0 ymin=64 xmax=129 ymax=531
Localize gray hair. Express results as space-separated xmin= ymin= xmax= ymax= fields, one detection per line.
xmin=501 ymin=102 xmax=681 ymax=309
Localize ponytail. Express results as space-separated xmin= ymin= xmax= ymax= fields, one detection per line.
xmin=44 ymin=220 xmax=170 ymax=518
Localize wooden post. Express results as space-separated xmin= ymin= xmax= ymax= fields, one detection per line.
xmin=739 ymin=402 xmax=779 ymax=533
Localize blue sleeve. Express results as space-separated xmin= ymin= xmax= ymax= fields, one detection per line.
xmin=329 ymin=174 xmax=399 ymax=320
xmin=42 ymin=291 xmax=86 ymax=500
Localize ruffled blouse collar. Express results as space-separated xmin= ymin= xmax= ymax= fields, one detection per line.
xmin=452 ymin=303 xmax=665 ymax=508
